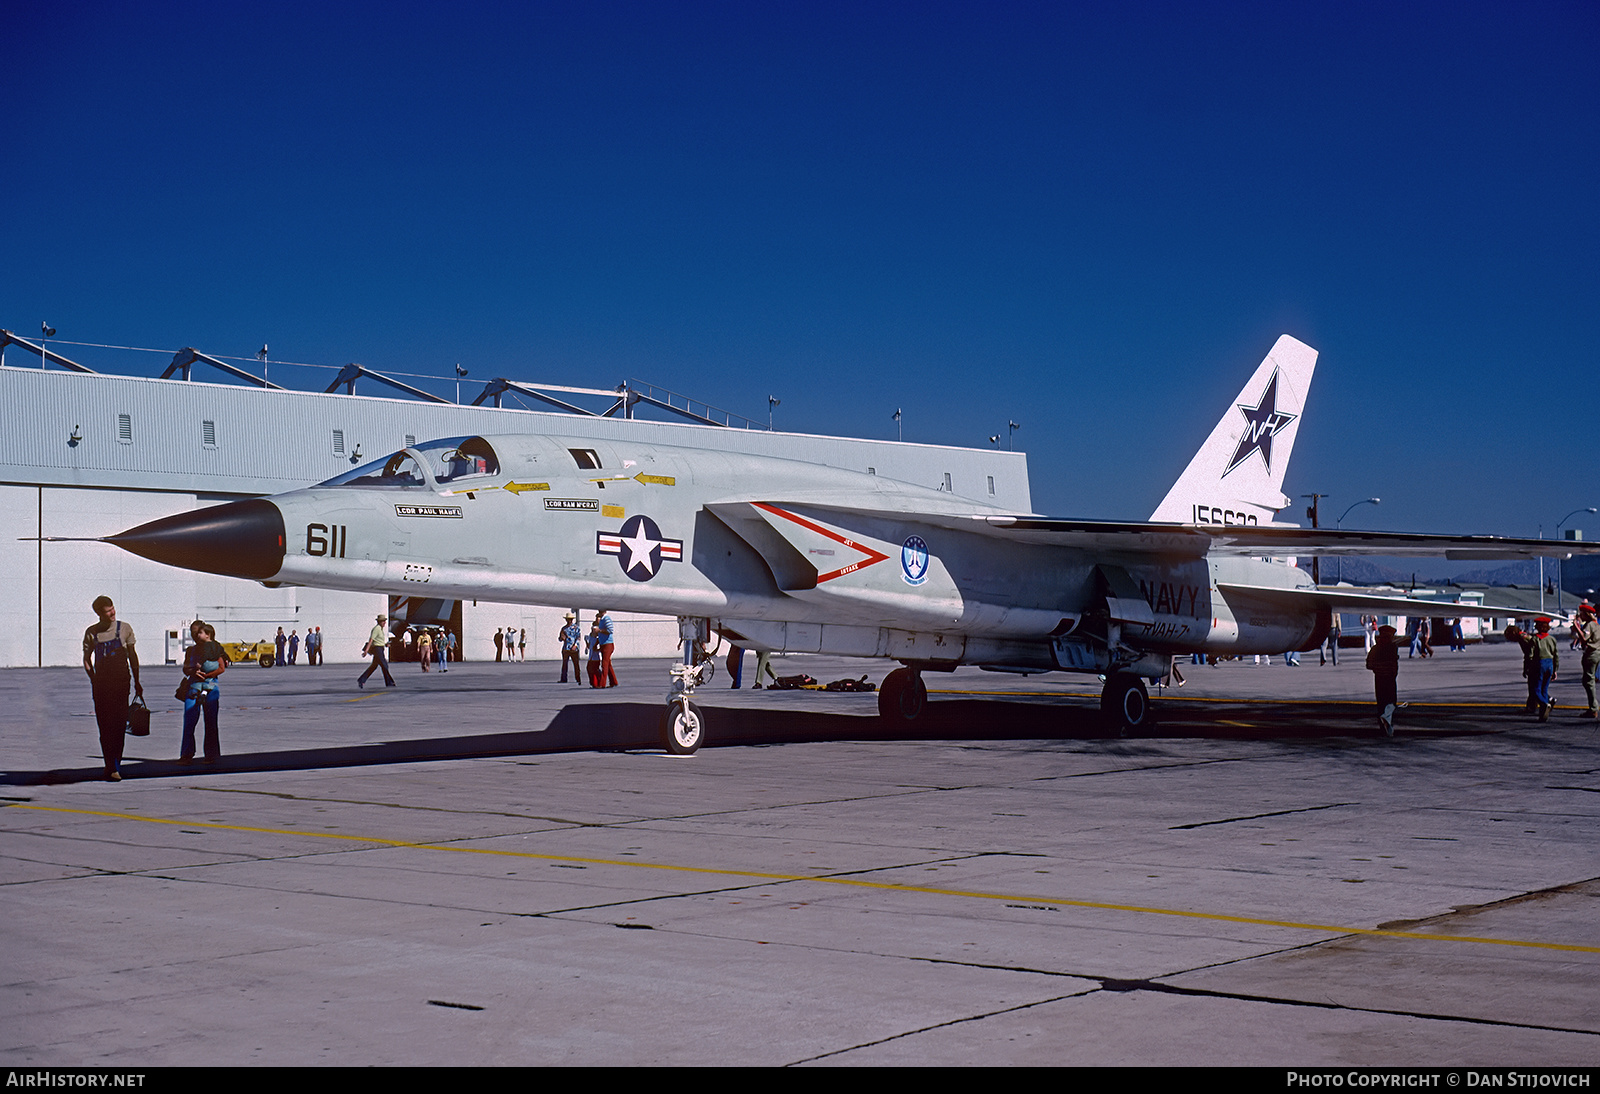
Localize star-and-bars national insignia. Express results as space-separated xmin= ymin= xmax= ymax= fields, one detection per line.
xmin=1223 ymin=368 xmax=1297 ymax=477
xmin=597 ymin=514 xmax=683 ymax=582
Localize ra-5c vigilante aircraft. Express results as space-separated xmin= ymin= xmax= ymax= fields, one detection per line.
xmin=104 ymin=336 xmax=1594 ymax=753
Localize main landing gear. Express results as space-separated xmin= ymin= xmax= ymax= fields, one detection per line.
xmin=877 ymin=666 xmax=927 ymax=725
xmin=1101 ymin=672 xmax=1152 ymax=736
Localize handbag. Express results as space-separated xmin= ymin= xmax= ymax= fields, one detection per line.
xmin=127 ymin=696 xmax=151 ymax=736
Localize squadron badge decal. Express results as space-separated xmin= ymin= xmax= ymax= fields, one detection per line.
xmin=900 ymin=535 xmax=930 ymax=586
xmin=1223 ymin=368 xmax=1297 ymax=477
xmin=597 ymin=514 xmax=683 ymax=581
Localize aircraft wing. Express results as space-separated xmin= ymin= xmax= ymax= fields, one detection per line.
xmin=730 ymin=503 xmax=1598 ymax=561
xmin=1215 ymin=583 xmax=1532 ymax=618
xmin=979 ymin=517 xmax=1599 ymax=560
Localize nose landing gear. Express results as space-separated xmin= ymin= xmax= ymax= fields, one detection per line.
xmin=662 ymin=617 xmax=714 ymax=754
xmin=661 ymin=692 xmax=706 ymax=755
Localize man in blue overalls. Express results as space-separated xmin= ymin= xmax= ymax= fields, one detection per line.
xmin=82 ymin=596 xmax=143 ymax=781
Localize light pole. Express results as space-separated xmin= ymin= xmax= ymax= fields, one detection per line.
xmin=1334 ymin=498 xmax=1381 ymax=584
xmin=768 ymin=396 xmax=780 ymax=431
xmin=1556 ymin=506 xmax=1597 ymax=613
xmin=1302 ymin=493 xmax=1328 ymax=584
xmin=1008 ymin=420 xmax=1020 ymax=450
xmin=892 ymin=408 xmax=902 ymax=441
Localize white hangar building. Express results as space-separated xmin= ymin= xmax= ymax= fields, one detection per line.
xmin=0 ymin=343 xmax=1030 ymax=669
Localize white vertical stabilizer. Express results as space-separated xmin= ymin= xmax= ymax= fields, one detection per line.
xmin=1149 ymin=335 xmax=1318 ymax=526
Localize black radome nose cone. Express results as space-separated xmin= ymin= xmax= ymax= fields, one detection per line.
xmin=108 ymin=498 xmax=286 ymax=580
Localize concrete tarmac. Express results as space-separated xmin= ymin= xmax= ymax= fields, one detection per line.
xmin=2 ymin=643 xmax=1597 ymax=1066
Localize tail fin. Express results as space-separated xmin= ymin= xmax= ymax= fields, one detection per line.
xmin=1149 ymin=334 xmax=1317 ymax=526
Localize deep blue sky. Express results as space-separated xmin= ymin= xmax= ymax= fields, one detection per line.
xmin=5 ymin=1 xmax=1597 ymax=539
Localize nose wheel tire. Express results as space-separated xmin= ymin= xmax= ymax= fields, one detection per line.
xmin=1101 ymin=673 xmax=1151 ymax=736
xmin=878 ymin=667 xmax=927 ymax=725
xmin=661 ymin=699 xmax=705 ymax=755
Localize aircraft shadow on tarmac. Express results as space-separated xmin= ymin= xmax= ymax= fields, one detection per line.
xmin=3 ymin=695 xmax=1507 ymax=786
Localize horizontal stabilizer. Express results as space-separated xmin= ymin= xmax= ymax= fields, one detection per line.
xmin=1217 ymin=582 xmax=1532 ymax=618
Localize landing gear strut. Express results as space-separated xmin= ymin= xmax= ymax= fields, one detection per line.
xmin=662 ymin=617 xmax=713 ymax=754
xmin=878 ymin=666 xmax=927 ymax=725
xmin=1101 ymin=672 xmax=1151 ymax=736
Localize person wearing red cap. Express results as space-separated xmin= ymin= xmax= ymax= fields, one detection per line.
xmin=1530 ymin=617 xmax=1560 ymax=722
xmin=1576 ymin=603 xmax=1599 ymax=719
xmin=1506 ymin=623 xmax=1539 ymax=711
xmin=1365 ymin=624 xmax=1401 ymax=736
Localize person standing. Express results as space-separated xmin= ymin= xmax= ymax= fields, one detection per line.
xmin=82 ymin=595 xmax=143 ymax=781
xmin=275 ymin=627 xmax=286 ymax=667
xmin=1321 ymin=616 xmax=1340 ymax=666
xmin=518 ymin=627 xmax=527 ymax=663
xmin=596 ymin=609 xmax=618 ymax=687
xmin=305 ymin=626 xmax=320 ymax=666
xmin=1574 ymin=603 xmax=1599 ymax=720
xmin=417 ymin=629 xmax=433 ymax=672
xmin=1366 ymin=624 xmax=1400 ymax=737
xmin=585 ymin=623 xmax=603 ymax=688
xmin=493 ymin=628 xmax=504 ymax=663
xmin=1507 ymin=624 xmax=1539 ymax=712
xmin=444 ymin=629 xmax=456 ymax=669
xmin=288 ymin=629 xmax=300 ymax=665
xmin=180 ymin=621 xmax=228 ymax=763
xmin=358 ymin=614 xmax=396 ymax=688
xmin=1530 ymin=617 xmax=1560 ymax=722
xmin=559 ymin=613 xmax=582 ymax=683
xmin=753 ymin=649 xmax=777 ymax=689
xmin=727 ymin=644 xmax=744 ymax=689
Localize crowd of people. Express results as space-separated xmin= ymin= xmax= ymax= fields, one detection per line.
xmin=269 ymin=626 xmax=324 ymax=666
xmin=76 ymin=593 xmax=1600 ymax=781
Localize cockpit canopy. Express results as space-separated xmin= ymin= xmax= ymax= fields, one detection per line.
xmin=316 ymin=436 xmax=501 ymax=490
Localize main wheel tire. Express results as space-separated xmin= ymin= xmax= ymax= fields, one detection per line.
xmin=661 ymin=699 xmax=705 ymax=755
xmin=259 ymin=653 xmax=274 ymax=667
xmin=1101 ymin=673 xmax=1150 ymax=735
xmin=877 ymin=667 xmax=927 ymax=724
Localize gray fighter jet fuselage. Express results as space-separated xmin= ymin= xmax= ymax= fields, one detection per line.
xmin=107 ymin=336 xmax=1596 ymax=752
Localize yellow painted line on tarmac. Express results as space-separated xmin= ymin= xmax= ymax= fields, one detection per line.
xmin=8 ymin=802 xmax=1599 ymax=956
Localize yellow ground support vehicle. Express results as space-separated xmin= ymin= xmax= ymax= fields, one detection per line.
xmin=220 ymin=639 xmax=277 ymax=667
